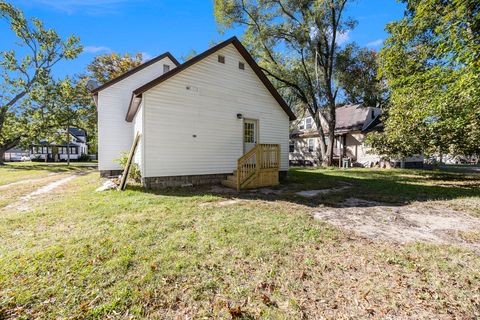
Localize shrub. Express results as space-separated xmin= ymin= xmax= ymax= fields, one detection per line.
xmin=115 ymin=152 xmax=141 ymax=182
xmin=78 ymin=153 xmax=91 ymax=162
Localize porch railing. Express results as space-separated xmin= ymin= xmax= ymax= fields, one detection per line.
xmin=236 ymin=144 xmax=280 ymax=190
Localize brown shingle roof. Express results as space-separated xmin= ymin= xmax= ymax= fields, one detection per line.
xmin=335 ymin=104 xmax=382 ymax=134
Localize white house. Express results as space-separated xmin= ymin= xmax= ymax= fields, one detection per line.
xmin=30 ymin=128 xmax=89 ymax=162
xmin=290 ymin=104 xmax=423 ymax=168
xmin=92 ymin=37 xmax=296 ymax=189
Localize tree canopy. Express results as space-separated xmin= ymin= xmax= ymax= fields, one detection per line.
xmin=368 ymin=0 xmax=480 ymax=159
xmin=87 ymin=52 xmax=144 ymax=85
xmin=214 ymin=0 xmax=356 ymax=165
xmin=0 ymin=2 xmax=82 ymax=162
xmin=336 ymin=44 xmax=388 ymax=108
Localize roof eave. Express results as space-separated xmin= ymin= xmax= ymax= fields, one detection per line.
xmin=130 ymin=36 xmax=296 ymax=121
xmin=90 ymin=52 xmax=180 ymax=94
xmin=126 ymin=94 xmax=143 ymax=122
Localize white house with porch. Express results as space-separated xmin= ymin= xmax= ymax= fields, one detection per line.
xmin=30 ymin=128 xmax=88 ymax=162
xmin=92 ymin=37 xmax=296 ymax=189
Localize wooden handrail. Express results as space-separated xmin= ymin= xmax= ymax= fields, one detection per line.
xmin=236 ymin=144 xmax=280 ymax=190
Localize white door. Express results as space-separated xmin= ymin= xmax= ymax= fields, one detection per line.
xmin=243 ymin=119 xmax=257 ymax=154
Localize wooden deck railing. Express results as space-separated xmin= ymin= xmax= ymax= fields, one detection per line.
xmin=236 ymin=144 xmax=280 ymax=190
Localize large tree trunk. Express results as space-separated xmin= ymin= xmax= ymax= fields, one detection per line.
xmin=0 ymin=137 xmax=21 ymax=165
xmin=313 ymin=112 xmax=328 ymax=166
xmin=326 ymin=130 xmax=335 ymax=166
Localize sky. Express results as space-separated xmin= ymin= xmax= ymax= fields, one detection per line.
xmin=1 ymin=0 xmax=406 ymax=79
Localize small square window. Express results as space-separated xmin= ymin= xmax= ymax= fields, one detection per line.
xmin=239 ymin=62 xmax=245 ymax=70
xmin=218 ymin=55 xmax=225 ymax=64
xmin=289 ymin=141 xmax=295 ymax=153
xmin=163 ymin=64 xmax=170 ymax=73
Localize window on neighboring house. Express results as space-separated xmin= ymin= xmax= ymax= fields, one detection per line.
xmin=239 ymin=62 xmax=245 ymax=70
xmin=218 ymin=55 xmax=225 ymax=64
xmin=289 ymin=141 xmax=295 ymax=153
xmin=163 ymin=64 xmax=170 ymax=73
xmin=299 ymin=119 xmax=305 ymax=130
xmin=305 ymin=117 xmax=313 ymax=130
xmin=308 ymin=139 xmax=315 ymax=152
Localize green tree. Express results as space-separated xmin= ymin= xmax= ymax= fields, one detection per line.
xmin=48 ymin=77 xmax=93 ymax=165
xmin=336 ymin=44 xmax=388 ymax=108
xmin=87 ymin=52 xmax=144 ymax=85
xmin=0 ymin=2 xmax=82 ymax=163
xmin=83 ymin=52 xmax=147 ymax=154
xmin=214 ymin=0 xmax=356 ymax=166
xmin=369 ymin=0 xmax=480 ymax=160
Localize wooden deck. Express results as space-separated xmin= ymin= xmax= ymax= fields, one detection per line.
xmin=222 ymin=144 xmax=280 ymax=190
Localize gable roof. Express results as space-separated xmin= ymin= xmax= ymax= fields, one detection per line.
xmin=91 ymin=52 xmax=180 ymax=94
xmin=68 ymin=128 xmax=86 ymax=137
xmin=125 ymin=36 xmax=296 ymax=122
xmin=335 ymin=104 xmax=381 ymax=134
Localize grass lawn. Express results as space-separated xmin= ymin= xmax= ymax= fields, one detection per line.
xmin=0 ymin=162 xmax=96 ymax=186
xmin=0 ymin=165 xmax=479 ymax=318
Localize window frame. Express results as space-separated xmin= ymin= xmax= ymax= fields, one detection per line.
xmin=305 ymin=117 xmax=313 ymax=130
xmin=163 ymin=64 xmax=170 ymax=73
xmin=299 ymin=119 xmax=305 ymax=130
xmin=243 ymin=122 xmax=255 ymax=144
xmin=218 ymin=55 xmax=225 ymax=64
xmin=308 ymin=139 xmax=315 ymax=152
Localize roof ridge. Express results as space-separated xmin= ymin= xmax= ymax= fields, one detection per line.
xmin=91 ymin=52 xmax=180 ymax=94
xmin=125 ymin=36 xmax=296 ymax=121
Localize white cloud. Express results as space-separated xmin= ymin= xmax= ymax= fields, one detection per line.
xmin=26 ymin=0 xmax=131 ymax=15
xmin=336 ymin=30 xmax=350 ymax=46
xmin=366 ymin=39 xmax=384 ymax=47
xmin=83 ymin=46 xmax=111 ymax=54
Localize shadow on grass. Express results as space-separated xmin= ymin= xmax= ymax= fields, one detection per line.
xmin=126 ymin=168 xmax=480 ymax=209
xmin=1 ymin=162 xmax=97 ymax=173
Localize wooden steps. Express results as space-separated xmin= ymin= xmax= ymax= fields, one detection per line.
xmin=222 ymin=144 xmax=280 ymax=190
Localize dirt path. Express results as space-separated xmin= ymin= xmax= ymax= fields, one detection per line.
xmin=4 ymin=173 xmax=83 ymax=212
xmin=0 ymin=173 xmax=58 ymax=190
xmin=314 ymin=198 xmax=480 ymax=252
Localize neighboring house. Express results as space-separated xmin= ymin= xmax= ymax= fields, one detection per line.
xmin=92 ymin=37 xmax=296 ymax=189
xmin=290 ymin=104 xmax=423 ymax=168
xmin=3 ymin=147 xmax=30 ymax=162
xmin=30 ymin=128 xmax=88 ymax=161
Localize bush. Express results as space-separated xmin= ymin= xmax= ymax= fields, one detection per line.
xmin=115 ymin=152 xmax=141 ymax=182
xmin=78 ymin=153 xmax=91 ymax=162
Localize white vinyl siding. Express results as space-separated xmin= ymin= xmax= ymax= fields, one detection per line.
xmin=132 ymin=101 xmax=144 ymax=175
xmin=97 ymin=56 xmax=177 ymax=171
xmin=143 ymin=44 xmax=289 ymax=177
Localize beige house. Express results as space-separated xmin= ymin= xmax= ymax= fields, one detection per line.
xmin=92 ymin=37 xmax=296 ymax=189
xmin=290 ymin=104 xmax=423 ymax=168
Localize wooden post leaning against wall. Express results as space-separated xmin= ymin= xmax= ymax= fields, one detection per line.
xmin=118 ymin=132 xmax=141 ymax=191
